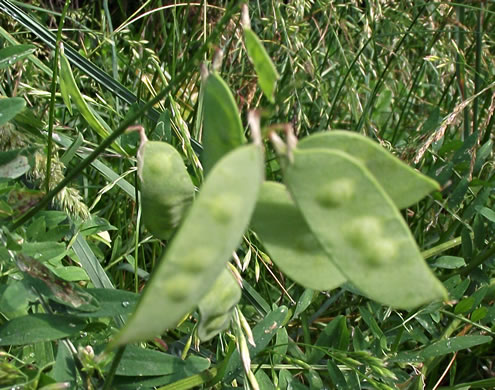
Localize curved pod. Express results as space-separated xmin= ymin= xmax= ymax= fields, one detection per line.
xmin=113 ymin=143 xmax=264 ymax=346
xmin=201 ymin=72 xmax=245 ymax=175
xmin=298 ymin=131 xmax=440 ymax=209
xmin=198 ymin=267 xmax=241 ymax=341
xmin=284 ymin=148 xmax=446 ymax=309
xmin=139 ymin=140 xmax=195 ymax=240
xmin=243 ymin=28 xmax=279 ymax=103
xmin=251 ymin=181 xmax=346 ymax=291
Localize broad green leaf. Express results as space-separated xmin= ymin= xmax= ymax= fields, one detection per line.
xmin=327 ymin=360 xmax=348 ymax=389
xmin=21 ymin=241 xmax=67 ymax=264
xmin=17 ymin=254 xmax=99 ymax=312
xmin=224 ymin=306 xmax=288 ymax=382
xmin=284 ymin=148 xmax=447 ymax=309
xmin=201 ymin=72 xmax=245 ymax=174
xmin=0 ymin=314 xmax=85 ymax=346
xmin=298 ymin=131 xmax=440 ymax=209
xmin=0 ymin=96 xmax=25 ymax=126
xmin=251 ymin=181 xmax=346 ymax=291
xmin=420 ymin=335 xmax=492 ymax=359
xmin=429 ymin=256 xmax=466 ymax=269
xmin=139 ymin=138 xmax=195 ymax=240
xmin=67 ymin=288 xmax=138 ymax=318
xmin=51 ymin=342 xmax=77 ymax=385
xmin=198 ymin=268 xmax=241 ymax=341
xmin=112 ymin=143 xmax=264 ymax=346
xmin=0 ymin=44 xmax=36 ymax=69
xmin=108 ymin=345 xmax=210 ymax=376
xmin=58 ymin=48 xmax=126 ymax=155
xmin=0 ymin=148 xmax=34 ymax=179
xmin=243 ymin=28 xmax=279 ymax=103
xmin=307 ymin=315 xmax=347 ymax=363
xmin=255 ymin=369 xmax=276 ymax=390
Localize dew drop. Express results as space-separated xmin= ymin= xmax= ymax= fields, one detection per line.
xmin=0 ymin=113 xmax=3 ymax=118
xmin=121 ymin=301 xmax=130 ymax=308
xmin=69 ymin=323 xmax=76 ymax=328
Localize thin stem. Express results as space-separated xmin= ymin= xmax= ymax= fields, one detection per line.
xmin=45 ymin=0 xmax=70 ymax=193
xmin=102 ymin=345 xmax=126 ymax=390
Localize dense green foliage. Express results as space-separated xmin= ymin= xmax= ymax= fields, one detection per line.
xmin=1 ymin=1 xmax=495 ymax=389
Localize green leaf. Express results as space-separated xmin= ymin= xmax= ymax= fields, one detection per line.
xmin=224 ymin=306 xmax=288 ymax=382
xmin=109 ymin=345 xmax=210 ymax=376
xmin=478 ymin=206 xmax=495 ymax=223
xmin=293 ymin=288 xmax=314 ymax=319
xmin=243 ymin=28 xmax=279 ymax=103
xmin=454 ymin=297 xmax=475 ymax=314
xmin=0 ymin=314 xmax=85 ymax=346
xmin=429 ymin=256 xmax=466 ymax=269
xmin=0 ymin=44 xmax=36 ymax=70
xmin=67 ymin=288 xmax=139 ymax=318
xmin=284 ymin=148 xmax=447 ymax=309
xmin=251 ymin=181 xmax=346 ymax=291
xmin=112 ymin=143 xmax=264 ymax=346
xmin=419 ymin=335 xmax=492 ymax=359
xmin=201 ymin=72 xmax=245 ymax=174
xmin=0 ymin=97 xmax=26 ymax=126
xmin=298 ymin=131 xmax=440 ymax=209
xmin=0 ymin=148 xmax=34 ymax=179
xmin=327 ymin=359 xmax=348 ymax=389
xmin=58 ymin=49 xmax=126 ymax=155
xmin=308 ymin=315 xmax=347 ymax=363
xmin=255 ymin=369 xmax=276 ymax=390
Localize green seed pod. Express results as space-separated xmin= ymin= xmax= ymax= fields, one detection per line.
xmin=284 ymin=148 xmax=447 ymax=309
xmin=298 ymin=131 xmax=440 ymax=209
xmin=198 ymin=268 xmax=241 ymax=341
xmin=251 ymin=181 xmax=346 ymax=291
xmin=201 ymin=72 xmax=246 ymax=175
xmin=112 ymin=143 xmax=264 ymax=346
xmin=138 ymin=131 xmax=195 ymax=240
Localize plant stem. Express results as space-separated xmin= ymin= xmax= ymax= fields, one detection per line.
xmin=102 ymin=345 xmax=126 ymax=390
xmin=45 ymin=0 xmax=70 ymax=193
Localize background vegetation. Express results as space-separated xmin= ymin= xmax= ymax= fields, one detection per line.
xmin=1 ymin=0 xmax=495 ymax=389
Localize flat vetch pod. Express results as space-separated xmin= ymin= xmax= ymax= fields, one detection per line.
xmin=201 ymin=71 xmax=246 ymax=175
xmin=137 ymin=130 xmax=195 ymax=240
xmin=251 ymin=181 xmax=346 ymax=291
xmin=198 ymin=267 xmax=241 ymax=341
xmin=284 ymin=148 xmax=447 ymax=309
xmin=241 ymin=4 xmax=279 ymax=103
xmin=298 ymin=131 xmax=440 ymax=209
xmin=112 ymin=143 xmax=264 ymax=346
